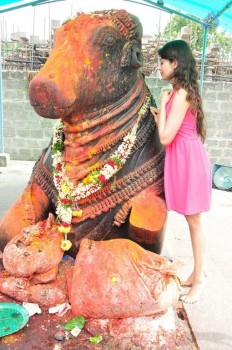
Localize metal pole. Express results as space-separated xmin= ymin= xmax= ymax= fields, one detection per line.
xmin=31 ymin=5 xmax=35 ymax=70
xmin=200 ymin=25 xmax=208 ymax=95
xmin=70 ymin=2 xmax=73 ymax=17
xmin=48 ymin=3 xmax=51 ymax=52
xmin=2 ymin=16 xmax=4 ymax=41
xmin=0 ymin=39 xmax=4 ymax=153
xmin=169 ymin=13 xmax=171 ymax=40
xmin=5 ymin=19 xmax=7 ymax=41
xmin=158 ymin=9 xmax=161 ymax=34
xmin=44 ymin=17 xmax=46 ymax=42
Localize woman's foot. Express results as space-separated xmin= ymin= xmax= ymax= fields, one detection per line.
xmin=180 ymin=272 xmax=194 ymax=287
xmin=180 ymin=280 xmax=205 ymax=304
xmin=180 ymin=270 xmax=207 ymax=287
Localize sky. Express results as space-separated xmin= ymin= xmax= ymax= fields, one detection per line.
xmin=0 ymin=0 xmax=171 ymax=42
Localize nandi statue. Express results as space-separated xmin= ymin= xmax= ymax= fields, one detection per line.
xmin=0 ymin=11 xmax=180 ymax=349
xmin=0 ymin=9 xmax=166 ymax=257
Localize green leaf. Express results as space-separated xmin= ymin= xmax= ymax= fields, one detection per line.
xmin=111 ymin=156 xmax=123 ymax=167
xmin=64 ymin=316 xmax=85 ymax=331
xmin=52 ymin=141 xmax=64 ymax=153
xmin=89 ymin=334 xmax=103 ymax=344
xmin=67 ymin=195 xmax=75 ymax=201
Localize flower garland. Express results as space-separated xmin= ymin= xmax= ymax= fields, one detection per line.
xmin=52 ymin=94 xmax=150 ymax=251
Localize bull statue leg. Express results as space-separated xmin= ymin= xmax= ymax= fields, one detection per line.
xmin=0 ymin=179 xmax=52 ymax=250
xmin=130 ymin=186 xmax=166 ymax=253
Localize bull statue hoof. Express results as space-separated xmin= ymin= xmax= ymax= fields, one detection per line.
xmin=0 ymin=9 xmax=166 ymax=258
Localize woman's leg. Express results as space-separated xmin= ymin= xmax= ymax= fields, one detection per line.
xmin=180 ymin=213 xmax=207 ymax=303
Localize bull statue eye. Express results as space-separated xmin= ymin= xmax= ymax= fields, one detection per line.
xmin=101 ymin=35 xmax=116 ymax=46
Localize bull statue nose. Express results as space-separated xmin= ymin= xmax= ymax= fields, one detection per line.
xmin=29 ymin=75 xmax=76 ymax=119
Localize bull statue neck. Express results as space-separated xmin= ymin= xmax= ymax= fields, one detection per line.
xmin=61 ymin=75 xmax=150 ymax=182
xmin=51 ymin=76 xmax=151 ymax=240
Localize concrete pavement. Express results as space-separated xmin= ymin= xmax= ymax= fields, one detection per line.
xmin=164 ymin=184 xmax=232 ymax=349
xmin=0 ymin=160 xmax=232 ymax=350
xmin=0 ymin=160 xmax=35 ymax=219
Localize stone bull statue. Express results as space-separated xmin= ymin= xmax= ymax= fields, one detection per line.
xmin=0 ymin=9 xmax=166 ymax=258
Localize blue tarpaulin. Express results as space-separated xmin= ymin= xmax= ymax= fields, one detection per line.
xmin=126 ymin=0 xmax=232 ymax=34
xmin=0 ymin=0 xmax=51 ymax=13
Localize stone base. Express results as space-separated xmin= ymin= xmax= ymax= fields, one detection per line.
xmin=85 ymin=307 xmax=176 ymax=350
xmin=0 ymin=153 xmax=10 ymax=167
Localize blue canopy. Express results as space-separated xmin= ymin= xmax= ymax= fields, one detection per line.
xmin=124 ymin=0 xmax=232 ymax=34
xmin=0 ymin=0 xmax=55 ymax=13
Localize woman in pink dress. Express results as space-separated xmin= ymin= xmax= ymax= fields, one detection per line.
xmin=150 ymin=40 xmax=212 ymax=303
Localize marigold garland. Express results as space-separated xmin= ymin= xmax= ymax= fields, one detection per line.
xmin=52 ymin=94 xmax=150 ymax=250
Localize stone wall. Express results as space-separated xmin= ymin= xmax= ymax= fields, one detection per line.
xmin=146 ymin=78 xmax=232 ymax=167
xmin=2 ymin=71 xmax=56 ymax=161
xmin=1 ymin=71 xmax=232 ymax=166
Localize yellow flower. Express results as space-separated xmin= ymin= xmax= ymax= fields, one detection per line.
xmin=66 ymin=163 xmax=73 ymax=170
xmin=72 ymin=209 xmax=83 ymax=217
xmin=61 ymin=181 xmax=71 ymax=194
xmin=58 ymin=225 xmax=71 ymax=234
xmin=84 ymin=58 xmax=91 ymax=65
xmin=89 ymin=162 xmax=100 ymax=171
xmin=61 ymin=239 xmax=72 ymax=251
xmin=82 ymin=174 xmax=94 ymax=185
xmin=89 ymin=148 xmax=97 ymax=156
xmin=111 ymin=275 xmax=118 ymax=284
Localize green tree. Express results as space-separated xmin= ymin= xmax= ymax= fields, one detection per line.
xmin=162 ymin=15 xmax=232 ymax=59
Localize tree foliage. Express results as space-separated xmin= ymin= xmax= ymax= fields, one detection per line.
xmin=162 ymin=15 xmax=232 ymax=59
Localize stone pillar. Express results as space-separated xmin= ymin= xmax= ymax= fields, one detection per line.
xmin=0 ymin=153 xmax=10 ymax=167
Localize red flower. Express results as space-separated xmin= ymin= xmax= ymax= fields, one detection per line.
xmin=60 ymin=221 xmax=70 ymax=227
xmin=108 ymin=160 xmax=117 ymax=168
xmin=61 ymin=198 xmax=73 ymax=205
xmin=98 ymin=174 xmax=107 ymax=184
xmin=56 ymin=163 xmax=62 ymax=171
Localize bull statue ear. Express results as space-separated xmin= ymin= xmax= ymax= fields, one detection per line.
xmin=131 ymin=43 xmax=143 ymax=68
xmin=120 ymin=42 xmax=143 ymax=68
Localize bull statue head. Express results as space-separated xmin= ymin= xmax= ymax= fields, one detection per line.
xmin=29 ymin=9 xmax=144 ymax=120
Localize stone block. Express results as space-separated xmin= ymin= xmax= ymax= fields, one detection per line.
xmin=0 ymin=153 xmax=10 ymax=167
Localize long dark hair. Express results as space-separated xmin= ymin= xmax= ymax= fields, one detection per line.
xmin=158 ymin=40 xmax=206 ymax=142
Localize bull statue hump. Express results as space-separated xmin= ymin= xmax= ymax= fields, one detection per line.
xmin=0 ymin=9 xmax=166 ymax=257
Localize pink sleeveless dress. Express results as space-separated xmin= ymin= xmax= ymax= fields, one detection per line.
xmin=164 ymin=91 xmax=212 ymax=215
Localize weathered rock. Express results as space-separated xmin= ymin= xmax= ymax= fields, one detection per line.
xmin=54 ymin=329 xmax=66 ymax=341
